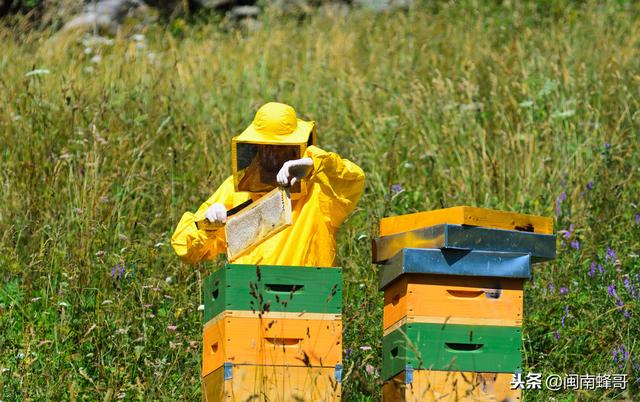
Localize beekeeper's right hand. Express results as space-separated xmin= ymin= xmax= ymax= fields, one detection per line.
xmin=204 ymin=203 xmax=227 ymax=225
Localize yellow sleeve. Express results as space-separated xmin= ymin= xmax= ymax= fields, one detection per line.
xmin=171 ymin=176 xmax=236 ymax=264
xmin=305 ymin=145 xmax=366 ymax=228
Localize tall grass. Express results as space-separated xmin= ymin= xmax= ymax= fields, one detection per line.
xmin=1 ymin=1 xmax=639 ymax=400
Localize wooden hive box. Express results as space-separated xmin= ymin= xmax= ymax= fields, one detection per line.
xmin=383 ymin=273 xmax=524 ymax=330
xmin=203 ymin=264 xmax=342 ymax=323
xmin=382 ymin=322 xmax=522 ymax=380
xmin=203 ymin=363 xmax=342 ymax=402
xmin=383 ymin=369 xmax=521 ymax=402
xmin=202 ymin=311 xmax=342 ymax=377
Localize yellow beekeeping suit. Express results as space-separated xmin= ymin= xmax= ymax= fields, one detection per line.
xmin=171 ymin=103 xmax=365 ymax=267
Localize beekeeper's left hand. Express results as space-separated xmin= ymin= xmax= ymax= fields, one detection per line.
xmin=276 ymin=157 xmax=314 ymax=187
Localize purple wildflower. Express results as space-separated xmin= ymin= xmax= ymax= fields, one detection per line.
xmin=607 ymin=284 xmax=617 ymax=298
xmin=636 ymin=213 xmax=640 ymax=225
xmin=588 ymin=262 xmax=596 ymax=276
xmin=111 ymin=261 xmax=125 ymax=279
xmin=561 ymin=306 xmax=569 ymax=327
xmin=390 ymin=184 xmax=402 ymax=194
xmin=560 ymin=287 xmax=568 ymax=295
xmin=605 ymin=142 xmax=611 ymax=149
xmin=606 ymin=247 xmax=616 ymax=263
xmin=554 ymin=330 xmax=561 ymax=340
xmin=586 ymin=181 xmax=594 ymax=190
xmin=624 ymin=310 xmax=631 ymax=319
xmin=570 ymin=240 xmax=580 ymax=250
xmin=598 ymin=264 xmax=604 ymax=274
xmin=613 ymin=345 xmax=629 ymax=369
xmin=624 ymin=277 xmax=631 ymax=291
xmin=563 ymin=224 xmax=574 ymax=239
xmin=548 ymin=283 xmax=555 ymax=293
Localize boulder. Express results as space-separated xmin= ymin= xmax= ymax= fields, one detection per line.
xmin=61 ymin=0 xmax=143 ymax=33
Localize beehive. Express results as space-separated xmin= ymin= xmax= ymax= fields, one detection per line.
xmin=203 ymin=363 xmax=342 ymax=402
xmin=376 ymin=208 xmax=555 ymax=401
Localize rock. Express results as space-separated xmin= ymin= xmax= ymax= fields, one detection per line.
xmin=62 ymin=0 xmax=143 ymax=33
xmin=194 ymin=0 xmax=236 ymax=9
xmin=354 ymin=0 xmax=412 ymax=12
xmin=229 ymin=5 xmax=260 ymax=19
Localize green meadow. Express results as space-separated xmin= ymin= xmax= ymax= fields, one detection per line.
xmin=1 ymin=1 xmax=639 ymax=400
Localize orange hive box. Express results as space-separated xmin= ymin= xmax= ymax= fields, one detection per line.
xmin=383 ymin=274 xmax=523 ymax=331
xmin=202 ymin=311 xmax=342 ymax=377
xmin=383 ymin=369 xmax=521 ymax=402
xmin=380 ymin=206 xmax=553 ymax=237
xmin=202 ymin=363 xmax=342 ymax=402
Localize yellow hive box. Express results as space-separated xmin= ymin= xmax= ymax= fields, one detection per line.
xmin=202 ymin=311 xmax=342 ymax=377
xmin=380 ymin=206 xmax=553 ymax=237
xmin=202 ymin=363 xmax=342 ymax=402
xmin=383 ymin=274 xmax=523 ymax=331
xmin=383 ymin=369 xmax=521 ymax=402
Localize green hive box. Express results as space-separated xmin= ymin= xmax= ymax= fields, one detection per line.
xmin=382 ymin=322 xmax=522 ymax=380
xmin=203 ymin=264 xmax=342 ymax=323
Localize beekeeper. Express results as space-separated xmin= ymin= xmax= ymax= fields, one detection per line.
xmin=171 ymin=102 xmax=365 ymax=267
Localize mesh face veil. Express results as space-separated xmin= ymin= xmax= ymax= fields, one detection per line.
xmin=231 ymin=102 xmax=316 ymax=195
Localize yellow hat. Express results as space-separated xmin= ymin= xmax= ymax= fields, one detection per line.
xmin=234 ymin=102 xmax=316 ymax=145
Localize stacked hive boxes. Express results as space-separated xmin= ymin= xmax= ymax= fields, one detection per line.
xmin=201 ymin=264 xmax=343 ymax=401
xmin=373 ymin=207 xmax=556 ymax=402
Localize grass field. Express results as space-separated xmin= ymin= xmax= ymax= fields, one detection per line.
xmin=1 ymin=1 xmax=639 ymax=400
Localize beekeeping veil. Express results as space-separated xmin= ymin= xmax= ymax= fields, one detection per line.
xmin=232 ymin=102 xmax=316 ymax=197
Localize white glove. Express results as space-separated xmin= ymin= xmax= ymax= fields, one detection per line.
xmin=276 ymin=157 xmax=314 ymax=187
xmin=204 ymin=203 xmax=227 ymax=224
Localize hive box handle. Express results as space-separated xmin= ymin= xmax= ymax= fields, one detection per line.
xmin=265 ymin=337 xmax=302 ymax=346
xmin=265 ymin=284 xmax=304 ymax=294
xmin=445 ymin=342 xmax=484 ymax=352
xmin=446 ymin=289 xmax=485 ymax=299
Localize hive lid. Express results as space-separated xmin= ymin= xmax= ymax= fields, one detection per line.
xmin=372 ymin=224 xmax=556 ymax=264
xmin=380 ymin=206 xmax=554 ymax=237
xmin=378 ymin=248 xmax=532 ymax=290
